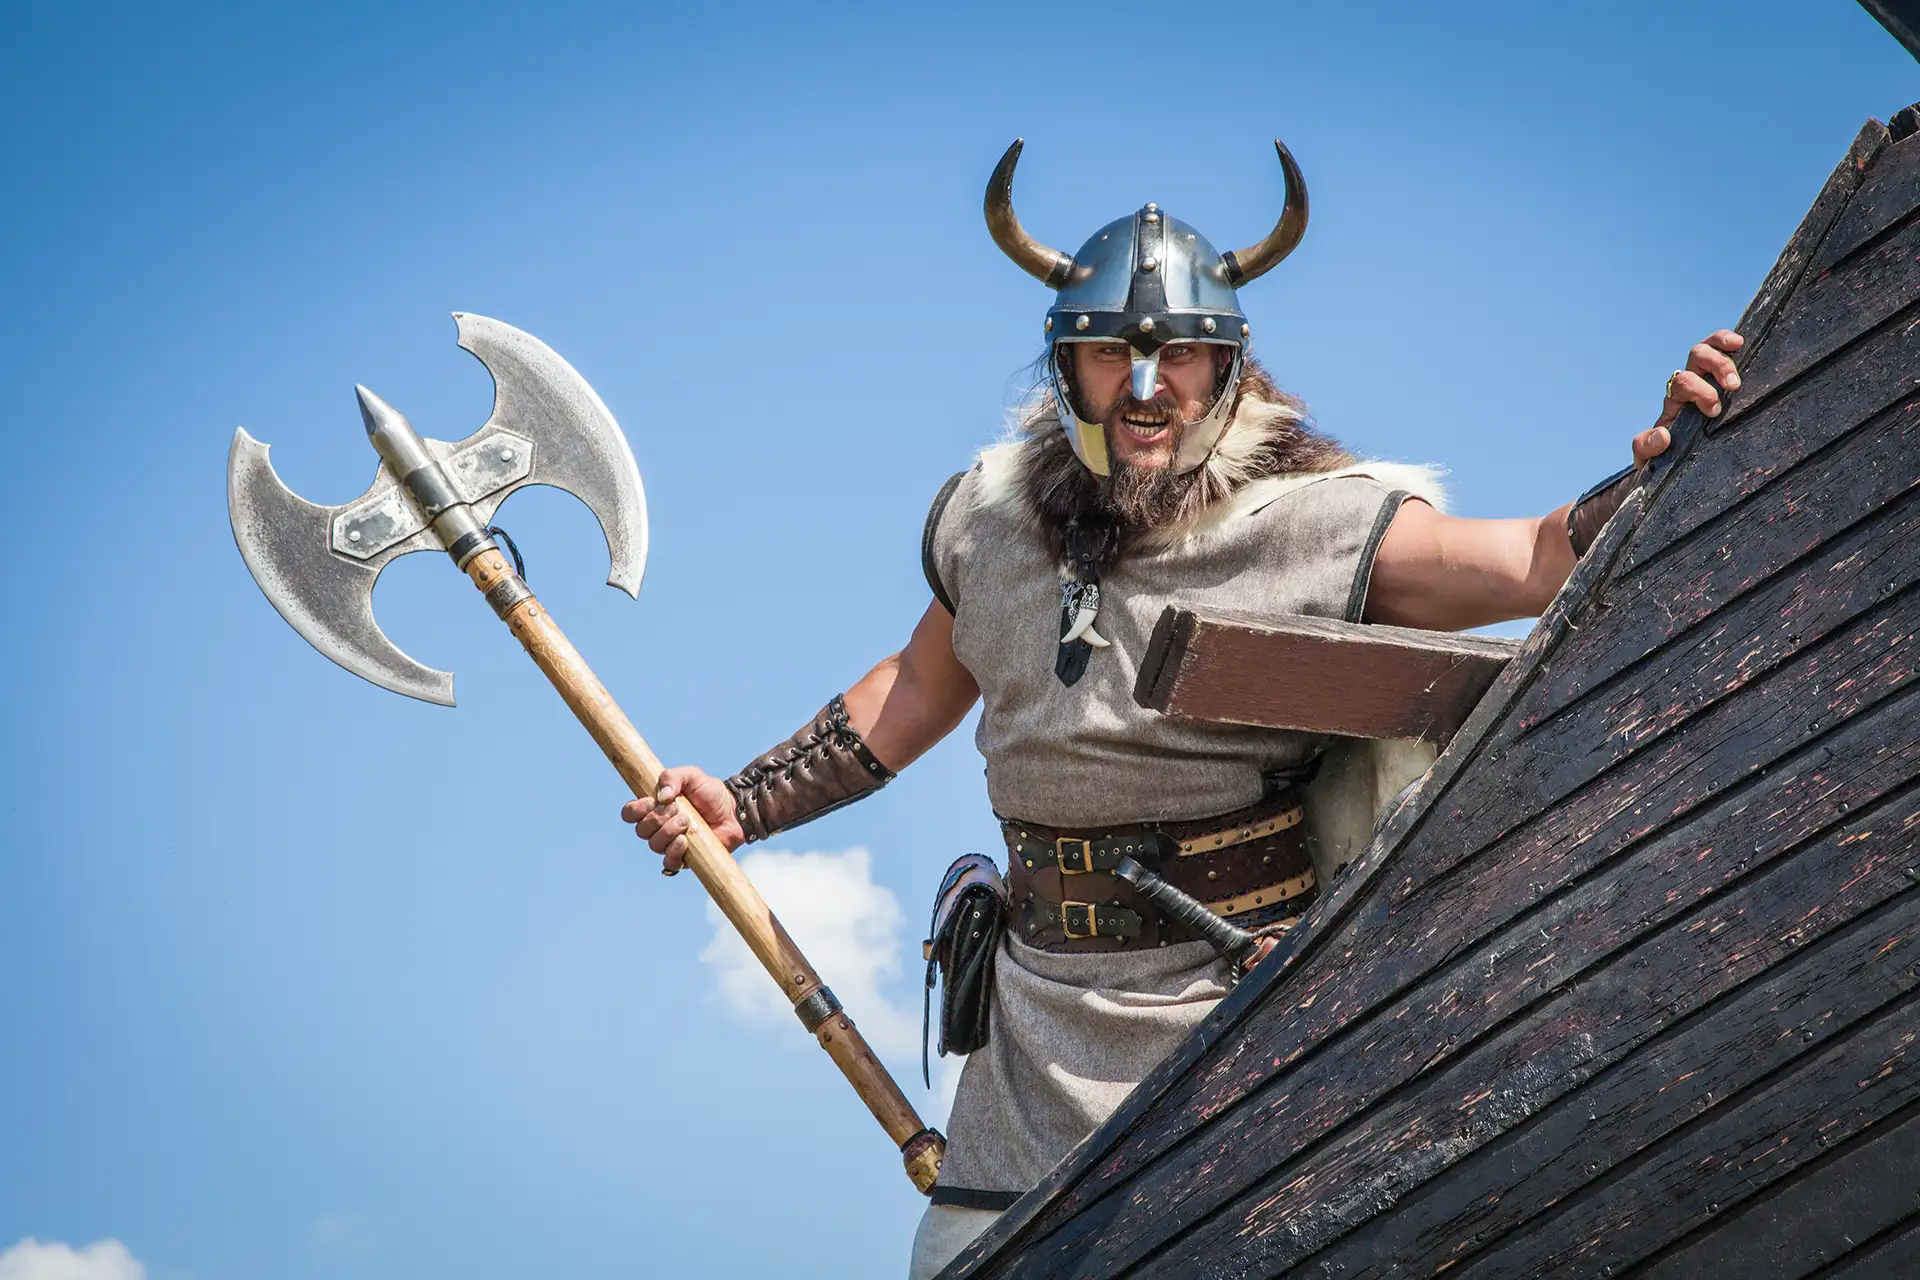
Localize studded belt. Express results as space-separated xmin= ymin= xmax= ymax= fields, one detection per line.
xmin=1000 ymin=790 xmax=1318 ymax=954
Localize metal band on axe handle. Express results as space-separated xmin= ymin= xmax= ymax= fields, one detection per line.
xmin=227 ymin=313 xmax=945 ymax=1193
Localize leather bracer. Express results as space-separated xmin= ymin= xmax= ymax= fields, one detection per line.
xmin=1567 ymin=463 xmax=1645 ymax=557
xmin=725 ymin=695 xmax=896 ymax=842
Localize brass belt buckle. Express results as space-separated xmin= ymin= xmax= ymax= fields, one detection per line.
xmin=1060 ymin=899 xmax=1099 ymax=938
xmin=1055 ymin=836 xmax=1091 ymax=874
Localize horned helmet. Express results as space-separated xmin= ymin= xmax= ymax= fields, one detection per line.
xmin=985 ymin=138 xmax=1308 ymax=476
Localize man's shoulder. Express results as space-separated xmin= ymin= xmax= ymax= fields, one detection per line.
xmin=1232 ymin=462 xmax=1449 ymax=524
xmin=922 ymin=442 xmax=1038 ymax=612
xmin=931 ymin=441 xmax=1031 ymax=536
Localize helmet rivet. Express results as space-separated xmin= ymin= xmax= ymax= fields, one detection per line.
xmin=1142 ymin=256 xmax=1158 ymax=271
xmin=1144 ymin=212 xmax=1160 ymax=224
xmin=1145 ymin=202 xmax=1158 ymax=212
xmin=1203 ymin=317 xmax=1217 ymax=334
xmin=1075 ymin=315 xmax=1090 ymax=331
xmin=1241 ymin=323 xmax=1251 ymax=339
xmin=1140 ymin=317 xmax=1156 ymax=333
xmin=1045 ymin=316 xmax=1053 ymax=332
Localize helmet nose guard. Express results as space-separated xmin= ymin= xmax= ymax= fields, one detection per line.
xmin=1130 ymin=353 xmax=1161 ymax=403
xmin=987 ymin=138 xmax=1308 ymax=477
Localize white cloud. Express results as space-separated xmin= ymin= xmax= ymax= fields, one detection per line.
xmin=700 ymin=846 xmax=923 ymax=1058
xmin=309 ymin=1213 xmax=373 ymax=1258
xmin=0 ymin=1239 xmax=144 ymax=1280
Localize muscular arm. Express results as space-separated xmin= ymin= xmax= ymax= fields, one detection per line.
xmin=843 ymin=599 xmax=981 ymax=770
xmin=1362 ymin=498 xmax=1576 ymax=631
xmin=625 ymin=599 xmax=977 ymax=865
xmin=1365 ymin=329 xmax=1744 ymax=632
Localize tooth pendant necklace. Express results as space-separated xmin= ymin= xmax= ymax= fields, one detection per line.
xmin=1056 ymin=576 xmax=1110 ymax=686
xmin=1056 ymin=517 xmax=1118 ymax=687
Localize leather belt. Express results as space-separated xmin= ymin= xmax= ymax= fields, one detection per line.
xmin=1021 ymin=896 xmax=1144 ymax=941
xmin=1010 ymin=805 xmax=1306 ymax=877
xmin=1001 ymin=790 xmax=1318 ymax=954
xmin=1015 ymin=831 xmax=1167 ymax=876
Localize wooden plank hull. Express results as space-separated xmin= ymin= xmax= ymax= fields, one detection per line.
xmin=945 ymin=103 xmax=1920 ymax=1280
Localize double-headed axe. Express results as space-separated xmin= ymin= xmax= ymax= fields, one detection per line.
xmin=227 ymin=313 xmax=946 ymax=1192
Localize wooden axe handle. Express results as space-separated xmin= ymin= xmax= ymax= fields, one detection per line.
xmin=462 ymin=547 xmax=945 ymax=1193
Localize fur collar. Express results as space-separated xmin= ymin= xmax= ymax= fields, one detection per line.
xmin=966 ymin=381 xmax=1447 ymax=571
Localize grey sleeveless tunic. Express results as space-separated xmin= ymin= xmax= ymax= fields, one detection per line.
xmin=925 ymin=452 xmax=1415 ymax=1201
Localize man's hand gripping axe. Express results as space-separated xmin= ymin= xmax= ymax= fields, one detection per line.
xmin=227 ymin=313 xmax=946 ymax=1193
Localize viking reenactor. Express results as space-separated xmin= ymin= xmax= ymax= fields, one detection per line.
xmin=621 ymin=139 xmax=1743 ymax=1278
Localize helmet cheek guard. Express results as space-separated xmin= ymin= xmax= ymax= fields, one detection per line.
xmin=987 ymin=138 xmax=1308 ymax=478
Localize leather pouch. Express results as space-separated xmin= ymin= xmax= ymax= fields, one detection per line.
xmin=922 ymin=853 xmax=1006 ymax=1084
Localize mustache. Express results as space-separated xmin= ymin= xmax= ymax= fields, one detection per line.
xmin=1104 ymin=391 xmax=1184 ymax=430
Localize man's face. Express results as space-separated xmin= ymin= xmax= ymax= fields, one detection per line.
xmin=1067 ymin=341 xmax=1232 ymax=470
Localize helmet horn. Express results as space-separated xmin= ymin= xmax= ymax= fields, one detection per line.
xmin=985 ymin=139 xmax=1076 ymax=288
xmin=1220 ymin=139 xmax=1310 ymax=287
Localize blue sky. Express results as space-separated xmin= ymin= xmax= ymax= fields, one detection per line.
xmin=1 ymin=2 xmax=1913 ymax=1277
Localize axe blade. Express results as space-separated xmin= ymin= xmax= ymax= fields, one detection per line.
xmin=454 ymin=313 xmax=648 ymax=598
xmin=228 ymin=428 xmax=456 ymax=705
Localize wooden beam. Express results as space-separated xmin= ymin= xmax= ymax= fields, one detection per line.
xmin=1134 ymin=606 xmax=1521 ymax=744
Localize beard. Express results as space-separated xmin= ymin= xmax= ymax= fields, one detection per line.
xmin=1016 ymin=351 xmax=1354 ymax=580
xmin=1097 ymin=391 xmax=1205 ymax=528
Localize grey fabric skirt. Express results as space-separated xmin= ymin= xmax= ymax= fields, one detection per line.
xmin=934 ymin=933 xmax=1231 ymax=1199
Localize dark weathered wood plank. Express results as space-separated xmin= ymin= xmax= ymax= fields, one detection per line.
xmin=1151 ymin=922 xmax=1920 ymax=1280
xmin=1134 ymin=607 xmax=1519 ymax=743
xmin=1522 ymin=387 xmax=1920 ymax=736
xmin=1623 ymin=300 xmax=1920 ymax=569
xmin=1815 ymin=129 xmax=1920 ymax=273
xmin=1115 ymin=792 xmax=1920 ymax=1280
xmin=1393 ymin=666 xmax=1920 ymax=981
xmin=1388 ymin=575 xmax=1920 ymax=908
xmin=1732 ymin=199 xmax=1920 ymax=409
xmin=1455 ymin=994 xmax=1920 ymax=1279
xmin=1819 ymin=1212 xmax=1920 ymax=1280
xmin=1511 ymin=472 xmax=1920 ymax=785
xmin=1304 ymin=897 xmax=1920 ymax=1280
xmin=1633 ymin=1107 xmax=1920 ymax=1280
xmin=1522 ymin=522 xmax=1920 ymax=817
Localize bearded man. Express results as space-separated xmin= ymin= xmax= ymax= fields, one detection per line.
xmin=621 ymin=139 xmax=1742 ymax=1278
